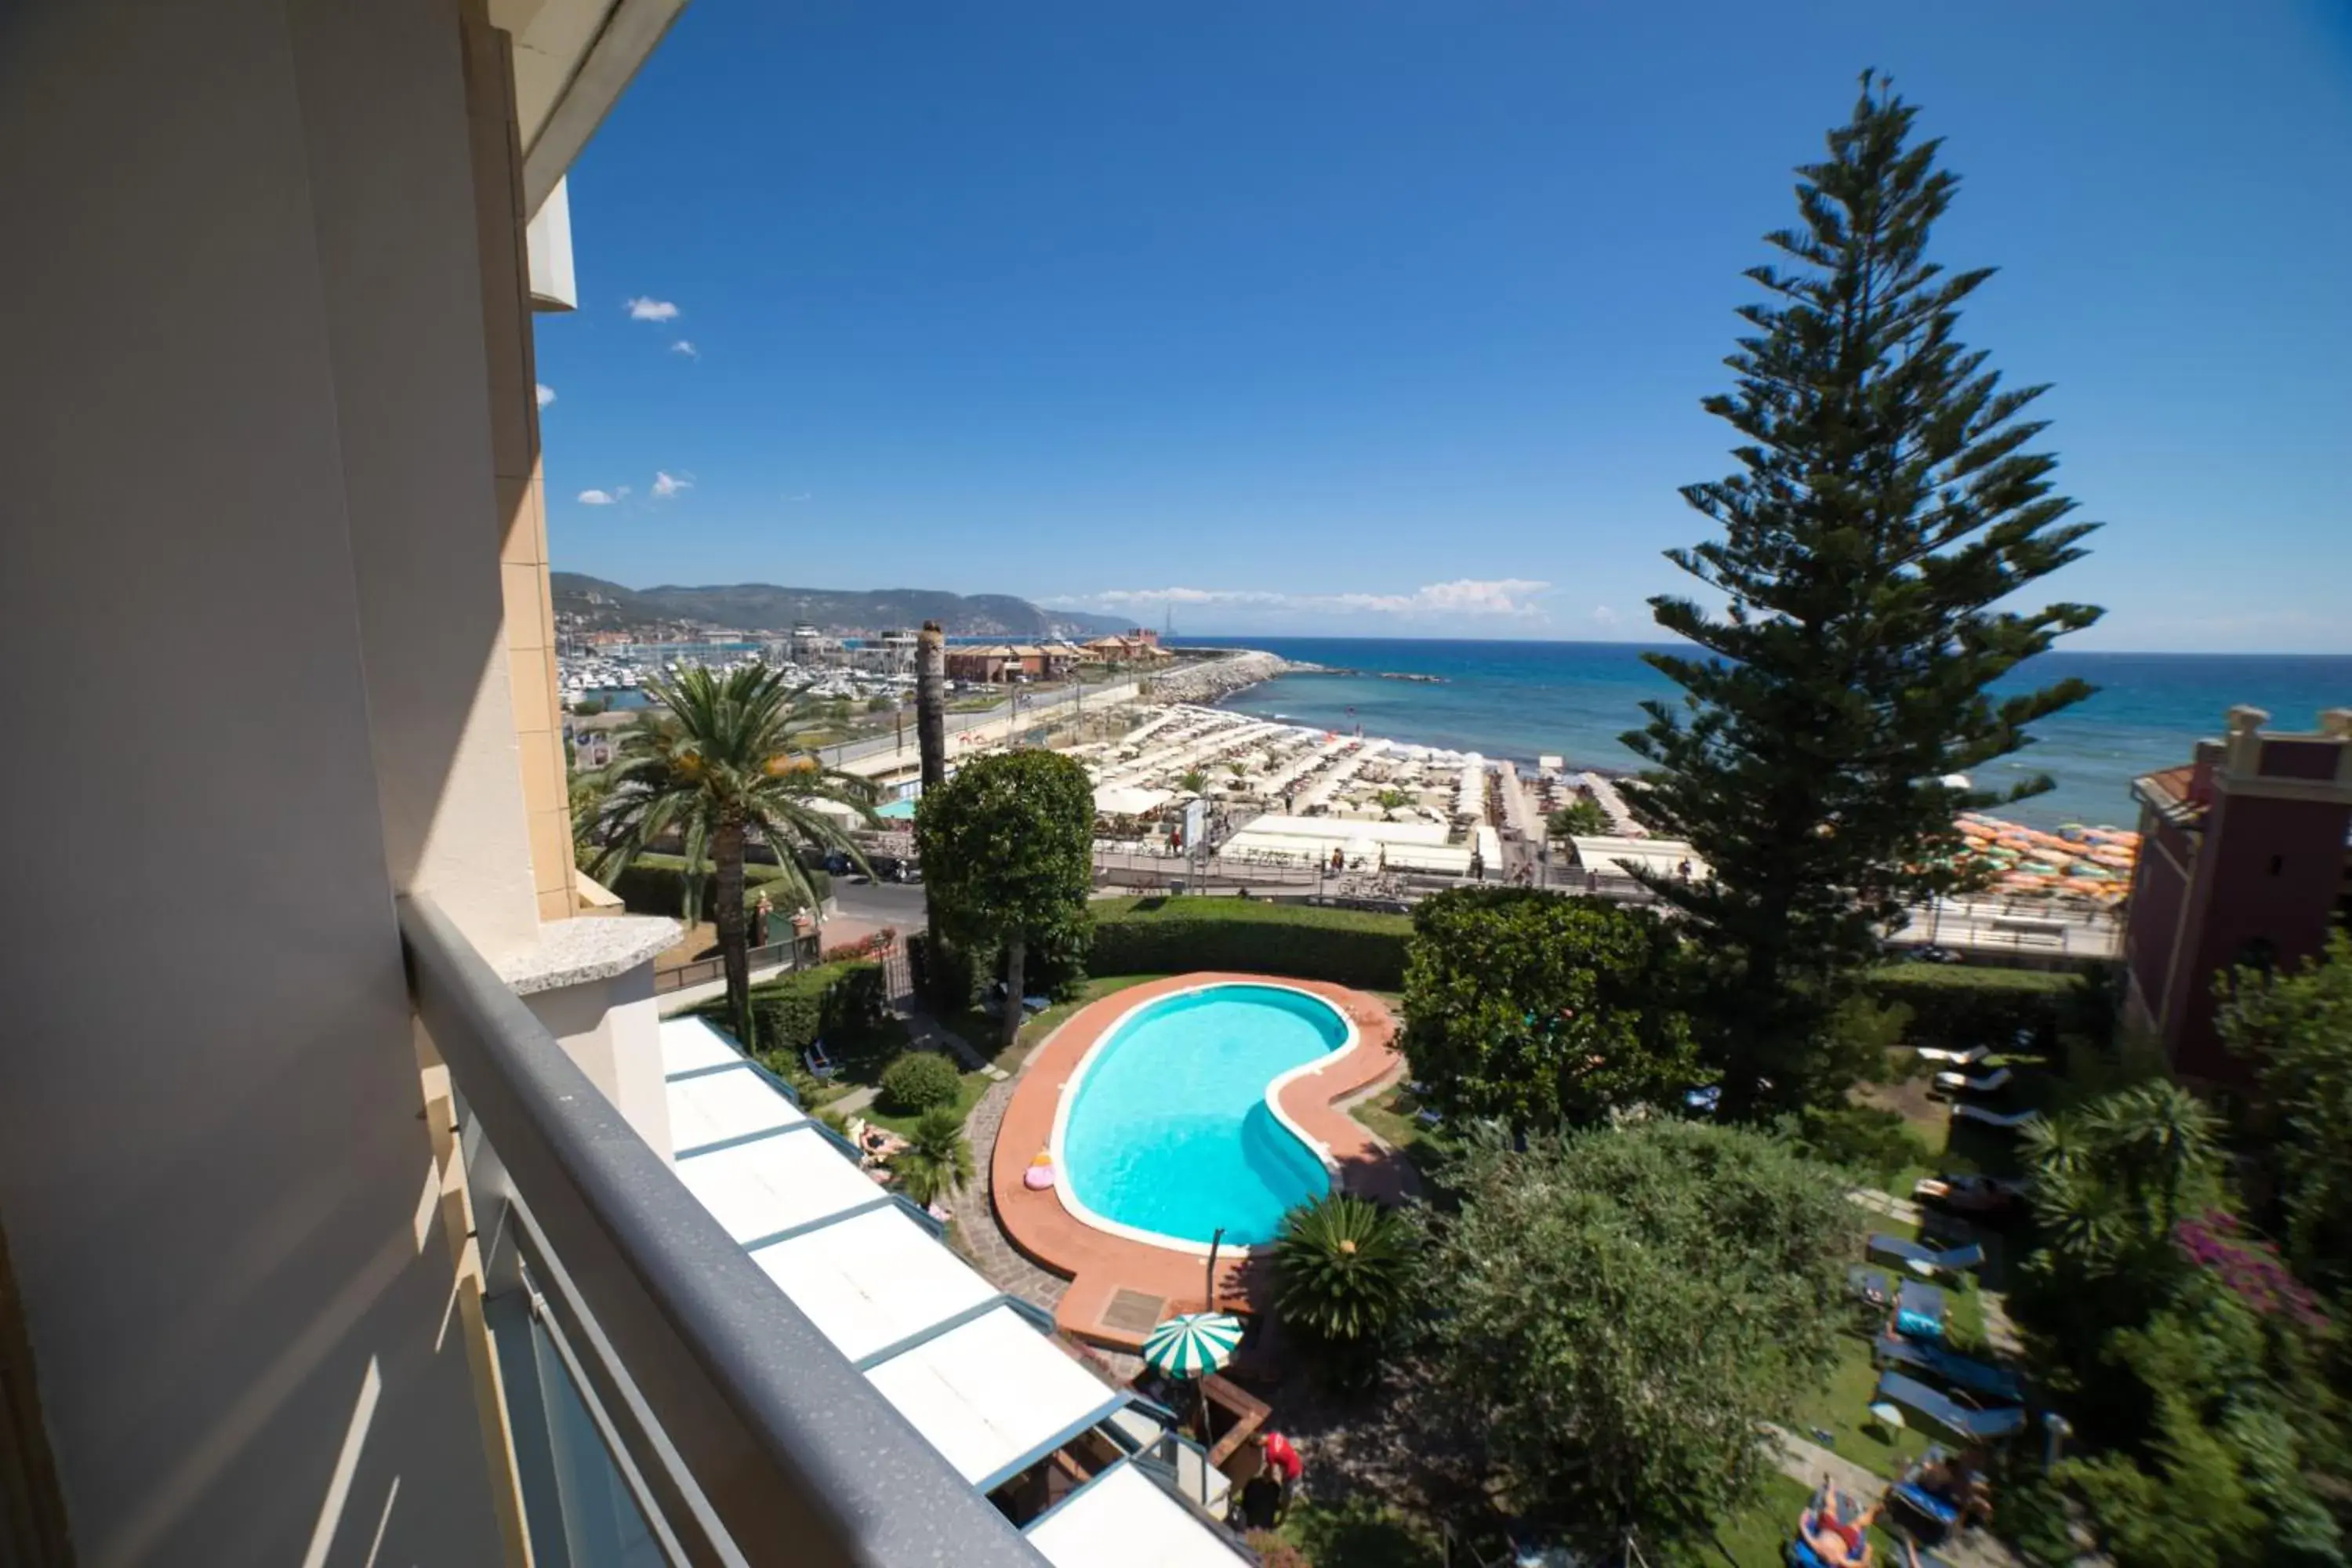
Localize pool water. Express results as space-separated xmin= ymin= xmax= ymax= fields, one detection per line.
xmin=1059 ymin=984 xmax=1345 ymax=1247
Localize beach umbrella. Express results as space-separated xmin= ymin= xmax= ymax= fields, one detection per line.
xmin=1142 ymin=1312 xmax=1243 ymax=1380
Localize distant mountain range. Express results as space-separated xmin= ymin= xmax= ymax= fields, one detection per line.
xmin=551 ymin=573 xmax=1134 ymax=639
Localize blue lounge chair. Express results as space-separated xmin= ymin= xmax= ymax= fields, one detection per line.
xmin=1874 ymin=1333 xmax=2024 ymax=1403
xmin=1849 ymin=1265 xmax=1896 ymax=1308
xmin=804 ymin=1040 xmax=840 ymax=1080
xmin=1868 ymin=1233 xmax=1986 ymax=1277
xmin=1874 ymin=1370 xmax=2027 ymax=1443
xmin=1893 ymin=1282 xmax=1947 ymax=1341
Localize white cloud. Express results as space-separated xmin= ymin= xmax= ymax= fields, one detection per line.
xmin=535 ymin=383 xmax=556 ymax=408
xmin=651 ymin=470 xmax=692 ymax=499
xmin=1084 ymin=578 xmax=1550 ymax=618
xmin=670 ymin=339 xmax=699 ymax=358
xmin=577 ymin=488 xmax=619 ymax=505
xmin=626 ymin=296 xmax=681 ymax=321
xmin=1592 ymin=604 xmax=1620 ymax=626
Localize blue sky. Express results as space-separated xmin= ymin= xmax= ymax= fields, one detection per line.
xmin=535 ymin=0 xmax=2352 ymax=651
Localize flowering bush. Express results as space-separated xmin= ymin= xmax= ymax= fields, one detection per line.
xmin=822 ymin=927 xmax=896 ymax=964
xmin=2174 ymin=1210 xmax=2327 ymax=1329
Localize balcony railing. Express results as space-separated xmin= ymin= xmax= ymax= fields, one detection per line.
xmin=399 ymin=893 xmax=1047 ymax=1566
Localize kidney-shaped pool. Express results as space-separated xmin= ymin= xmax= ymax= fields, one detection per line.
xmin=1054 ymin=982 xmax=1350 ymax=1249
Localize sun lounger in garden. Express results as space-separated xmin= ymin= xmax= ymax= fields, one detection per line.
xmin=1874 ymin=1370 xmax=2027 ymax=1443
xmin=1893 ymin=1282 xmax=1947 ymax=1341
xmin=1915 ymin=1044 xmax=1989 ymax=1066
xmin=1933 ymin=1065 xmax=2013 ymax=1096
xmin=1849 ymin=1265 xmax=1895 ymax=1308
xmin=1951 ymin=1103 xmax=2041 ymax=1130
xmin=1868 ymin=1233 xmax=1986 ymax=1276
xmin=1875 ymin=1333 xmax=2024 ymax=1403
xmin=804 ymin=1040 xmax=839 ymax=1080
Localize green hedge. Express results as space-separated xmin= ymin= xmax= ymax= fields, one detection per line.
xmin=709 ymin=960 xmax=885 ymax=1057
xmin=606 ymin=852 xmax=829 ymax=921
xmin=878 ymin=1052 xmax=962 ymax=1116
xmin=1086 ymin=897 xmax=1411 ymax=990
xmin=1863 ymin=963 xmax=2078 ymax=1048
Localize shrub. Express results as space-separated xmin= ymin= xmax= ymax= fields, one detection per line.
xmin=1862 ymin=962 xmax=2074 ymax=1048
xmin=1087 ymin=897 xmax=1410 ymax=989
xmin=733 ymin=960 xmax=884 ymax=1055
xmin=822 ymin=927 xmax=896 ymax=964
xmin=878 ymin=1051 xmax=963 ymax=1116
xmin=1272 ymin=1194 xmax=1422 ymax=1386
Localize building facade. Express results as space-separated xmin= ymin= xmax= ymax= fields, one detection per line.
xmin=2120 ymin=707 xmax=2352 ymax=1083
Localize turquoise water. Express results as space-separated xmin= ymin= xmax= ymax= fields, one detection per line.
xmin=1185 ymin=638 xmax=2352 ymax=829
xmin=1061 ymin=985 xmax=1341 ymax=1247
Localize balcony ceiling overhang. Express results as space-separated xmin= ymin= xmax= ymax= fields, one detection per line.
xmin=491 ymin=0 xmax=688 ymax=215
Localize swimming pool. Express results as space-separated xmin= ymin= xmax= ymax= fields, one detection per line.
xmin=1054 ymin=982 xmax=1349 ymax=1250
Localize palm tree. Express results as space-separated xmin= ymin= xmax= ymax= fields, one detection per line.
xmin=2085 ymin=1080 xmax=2220 ymax=1236
xmin=1271 ymin=1193 xmax=1421 ymax=1350
xmin=1179 ymin=768 xmax=1208 ymax=795
xmin=586 ymin=666 xmax=877 ymax=1047
xmin=891 ymin=1107 xmax=972 ymax=1206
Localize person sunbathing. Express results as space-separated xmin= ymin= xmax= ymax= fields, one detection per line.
xmin=1800 ymin=1476 xmax=1883 ymax=1566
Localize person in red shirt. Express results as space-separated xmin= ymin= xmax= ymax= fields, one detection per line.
xmin=1256 ymin=1430 xmax=1303 ymax=1494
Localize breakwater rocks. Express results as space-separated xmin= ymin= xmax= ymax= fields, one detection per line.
xmin=1152 ymin=650 xmax=1302 ymax=703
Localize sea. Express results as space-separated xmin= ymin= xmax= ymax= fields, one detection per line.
xmin=1176 ymin=637 xmax=2352 ymax=830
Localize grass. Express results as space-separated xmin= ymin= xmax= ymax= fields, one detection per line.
xmin=1354 ymin=1086 xmax=1425 ymax=1150
xmin=937 ymin=972 xmax=1175 ymax=1076
xmin=1664 ymin=1475 xmax=1911 ymax=1567
xmin=1784 ymin=1333 xmax=1934 ymax=1480
xmin=860 ymin=1069 xmax=993 ymax=1138
xmin=1264 ymin=1497 xmax=1443 ymax=1568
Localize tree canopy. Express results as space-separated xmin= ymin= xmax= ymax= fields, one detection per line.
xmin=586 ymin=666 xmax=873 ymax=1044
xmin=916 ymin=750 xmax=1094 ymax=1049
xmin=1401 ymin=887 xmax=1696 ymax=1131
xmin=1622 ymin=74 xmax=2101 ymax=1117
xmin=2011 ymin=1080 xmax=2347 ymax=1567
xmin=1421 ymin=1120 xmax=1853 ymax=1551
xmin=2220 ymin=931 xmax=2352 ymax=1298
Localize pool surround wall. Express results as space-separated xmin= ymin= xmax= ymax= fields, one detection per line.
xmin=990 ymin=972 xmax=1406 ymax=1349
xmin=1047 ymin=980 xmax=1357 ymax=1258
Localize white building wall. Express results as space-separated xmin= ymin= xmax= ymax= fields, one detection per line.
xmin=0 ymin=0 xmax=521 ymax=1561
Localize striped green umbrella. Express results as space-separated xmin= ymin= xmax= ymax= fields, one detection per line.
xmin=1142 ymin=1312 xmax=1242 ymax=1379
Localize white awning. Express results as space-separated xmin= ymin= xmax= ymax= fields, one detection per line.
xmin=673 ymin=1129 xmax=891 ymax=1245
xmin=749 ymin=1206 xmax=999 ymax=1365
xmin=1094 ymin=784 xmax=1173 ymax=817
xmin=667 ymin=1064 xmax=808 ymax=1154
xmin=658 ymin=1018 xmax=1234 ymax=1552
xmin=658 ymin=1014 xmax=745 ymax=1076
xmin=864 ymin=1305 xmax=1125 ymax=1490
xmin=1026 ymin=1461 xmax=1243 ymax=1568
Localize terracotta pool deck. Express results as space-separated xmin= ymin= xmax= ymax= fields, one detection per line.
xmin=987 ymin=973 xmax=1408 ymax=1351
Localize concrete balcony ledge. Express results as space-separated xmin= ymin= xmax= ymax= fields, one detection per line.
xmin=495 ymin=913 xmax=677 ymax=996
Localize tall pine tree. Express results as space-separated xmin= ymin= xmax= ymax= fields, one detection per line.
xmin=1626 ymin=74 xmax=2102 ymax=1119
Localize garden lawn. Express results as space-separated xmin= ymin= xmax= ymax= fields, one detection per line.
xmin=1265 ymin=1497 xmax=1442 ymax=1568
xmin=939 ymin=972 xmax=1175 ymax=1075
xmin=1666 ymin=1475 xmax=1909 ymax=1566
xmin=861 ymin=1065 xmax=991 ymax=1138
xmin=1782 ymin=1334 xmax=1933 ymax=1480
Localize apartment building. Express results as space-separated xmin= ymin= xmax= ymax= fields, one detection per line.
xmin=0 ymin=4 xmax=1247 ymax=1564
